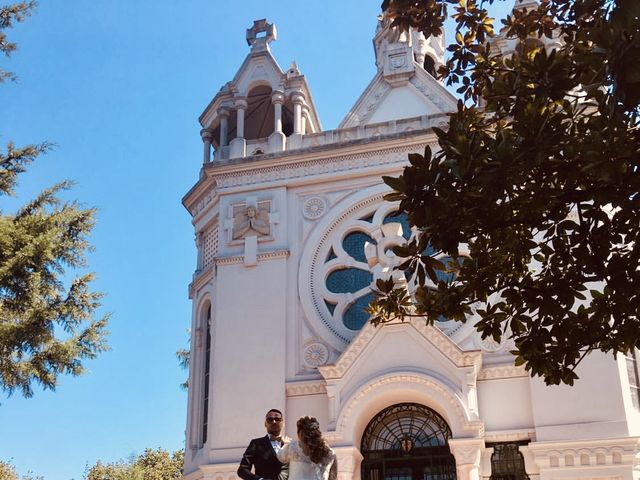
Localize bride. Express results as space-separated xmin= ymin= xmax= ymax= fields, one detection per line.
xmin=277 ymin=416 xmax=337 ymax=480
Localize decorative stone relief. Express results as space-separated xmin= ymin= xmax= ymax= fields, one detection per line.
xmin=213 ymin=143 xmax=438 ymax=190
xmin=477 ymin=365 xmax=527 ymax=380
xmin=303 ymin=342 xmax=329 ymax=369
xmin=222 ymin=197 xmax=280 ymax=267
xmin=410 ymin=76 xmax=451 ymax=111
xmin=302 ymin=196 xmax=327 ymax=220
xmin=285 ymin=381 xmax=327 ymax=396
xmin=330 ymin=372 xmax=485 ymax=438
xmin=528 ymin=437 xmax=640 ymax=471
xmin=475 ymin=331 xmax=507 ymax=353
xmin=231 ymin=204 xmax=271 ymax=239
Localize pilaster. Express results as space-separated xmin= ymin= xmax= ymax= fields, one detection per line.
xmin=449 ymin=438 xmax=485 ymax=480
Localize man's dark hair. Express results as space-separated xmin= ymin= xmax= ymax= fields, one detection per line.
xmin=266 ymin=408 xmax=283 ymax=417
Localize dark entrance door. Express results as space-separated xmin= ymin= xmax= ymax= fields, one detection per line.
xmin=361 ymin=403 xmax=457 ymax=480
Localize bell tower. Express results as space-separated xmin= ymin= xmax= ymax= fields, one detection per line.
xmin=373 ymin=15 xmax=445 ymax=82
xmin=197 ymin=19 xmax=321 ymax=163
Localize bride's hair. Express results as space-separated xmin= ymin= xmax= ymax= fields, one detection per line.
xmin=297 ymin=416 xmax=331 ymax=464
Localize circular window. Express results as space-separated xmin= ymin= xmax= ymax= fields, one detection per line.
xmin=299 ymin=188 xmax=469 ymax=351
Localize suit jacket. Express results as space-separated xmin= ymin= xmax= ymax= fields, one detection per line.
xmin=238 ymin=435 xmax=289 ymax=480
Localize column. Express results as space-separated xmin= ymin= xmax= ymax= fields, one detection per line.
xmin=235 ymin=98 xmax=247 ymax=139
xmin=332 ymin=446 xmax=364 ymax=480
xmin=292 ymin=93 xmax=304 ymax=134
xmin=200 ymin=129 xmax=213 ymax=164
xmin=230 ymin=97 xmax=247 ymax=159
xmin=301 ymin=108 xmax=308 ymax=134
xmin=289 ymin=92 xmax=305 ymax=149
xmin=218 ymin=108 xmax=229 ymax=147
xmin=268 ymin=90 xmax=286 ymax=152
xmin=449 ymin=438 xmax=485 ymax=480
xmin=195 ymin=231 xmax=204 ymax=272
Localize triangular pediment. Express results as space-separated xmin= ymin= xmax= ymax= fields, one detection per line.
xmin=339 ymin=68 xmax=458 ymax=129
xmin=199 ymin=20 xmax=322 ymax=136
xmin=231 ymin=52 xmax=285 ymax=99
xmin=199 ymin=50 xmax=285 ymax=129
xmin=319 ymin=319 xmax=481 ymax=382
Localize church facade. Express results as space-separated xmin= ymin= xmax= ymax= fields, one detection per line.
xmin=181 ymin=11 xmax=640 ymax=480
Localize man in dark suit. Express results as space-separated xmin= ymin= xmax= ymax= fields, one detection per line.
xmin=238 ymin=409 xmax=289 ymax=480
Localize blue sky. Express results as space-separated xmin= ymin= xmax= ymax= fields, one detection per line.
xmin=0 ymin=1 xmax=514 ymax=478
xmin=0 ymin=1 xmax=380 ymax=479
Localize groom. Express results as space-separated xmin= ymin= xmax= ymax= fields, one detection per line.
xmin=238 ymin=409 xmax=289 ymax=480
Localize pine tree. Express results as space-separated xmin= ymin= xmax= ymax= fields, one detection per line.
xmin=0 ymin=2 xmax=108 ymax=398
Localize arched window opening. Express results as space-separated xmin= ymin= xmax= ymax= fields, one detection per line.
xmin=625 ymin=350 xmax=640 ymax=409
xmin=515 ymin=38 xmax=544 ymax=58
xmin=361 ymin=403 xmax=457 ymax=480
xmin=245 ymin=85 xmax=274 ymax=140
xmin=424 ymin=55 xmax=437 ymax=76
xmin=282 ymin=98 xmax=295 ymax=136
xmin=488 ymin=443 xmax=530 ymax=480
xmin=201 ymin=304 xmax=212 ymax=446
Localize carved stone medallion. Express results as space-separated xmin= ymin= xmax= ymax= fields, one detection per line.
xmin=302 ymin=196 xmax=327 ymax=220
xmin=475 ymin=331 xmax=507 ymax=353
xmin=303 ymin=342 xmax=329 ymax=368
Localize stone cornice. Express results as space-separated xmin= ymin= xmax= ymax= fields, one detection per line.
xmin=183 ymin=126 xmax=440 ymax=217
xmin=209 ymin=136 xmax=436 ymax=192
xmin=528 ymin=436 xmax=640 ymax=469
xmin=188 ymin=266 xmax=214 ymax=300
xmin=214 ymin=249 xmax=289 ymax=266
xmin=182 ymin=172 xmax=217 ymax=218
xmin=285 ymin=380 xmax=327 ymax=397
xmin=484 ymin=429 xmax=536 ymax=443
xmin=194 ymin=462 xmax=241 ymax=480
xmin=477 ymin=364 xmax=528 ymax=381
xmin=528 ymin=436 xmax=640 ymax=452
xmin=318 ymin=319 xmax=481 ymax=381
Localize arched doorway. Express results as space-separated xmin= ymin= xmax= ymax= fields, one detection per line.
xmin=361 ymin=403 xmax=457 ymax=480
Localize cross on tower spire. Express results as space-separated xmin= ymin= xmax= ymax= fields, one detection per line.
xmin=246 ymin=19 xmax=277 ymax=52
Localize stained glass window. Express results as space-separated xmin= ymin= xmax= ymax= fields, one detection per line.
xmin=489 ymin=443 xmax=530 ymax=480
xmin=343 ymin=231 xmax=376 ymax=263
xmin=383 ymin=212 xmax=411 ymax=240
xmin=202 ymin=304 xmax=211 ymax=446
xmin=344 ymin=293 xmax=376 ymax=330
xmin=361 ymin=404 xmax=457 ymax=480
xmin=626 ymin=351 xmax=640 ymax=409
xmin=327 ymin=268 xmax=373 ymax=294
xmin=323 ymin=210 xmax=460 ymax=332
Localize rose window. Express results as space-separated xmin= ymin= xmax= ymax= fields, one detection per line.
xmin=300 ymin=193 xmax=467 ymax=351
xmin=324 ymin=211 xmax=412 ymax=331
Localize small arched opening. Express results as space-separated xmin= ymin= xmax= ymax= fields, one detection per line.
xmin=200 ymin=302 xmax=212 ymax=446
xmin=423 ymin=55 xmax=437 ymax=76
xmin=361 ymin=403 xmax=457 ymax=480
xmin=244 ymin=85 xmax=274 ymax=140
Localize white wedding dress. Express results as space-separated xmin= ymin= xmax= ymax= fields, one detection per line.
xmin=277 ymin=440 xmax=337 ymax=480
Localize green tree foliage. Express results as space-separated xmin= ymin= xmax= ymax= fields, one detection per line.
xmin=176 ymin=333 xmax=190 ymax=390
xmin=0 ymin=2 xmax=108 ymax=397
xmin=0 ymin=460 xmax=19 ymax=480
xmin=369 ymin=0 xmax=640 ymax=385
xmin=0 ymin=459 xmax=44 ymax=480
xmin=84 ymin=448 xmax=184 ymax=480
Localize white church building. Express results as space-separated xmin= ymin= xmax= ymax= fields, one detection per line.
xmin=181 ymin=9 xmax=640 ymax=480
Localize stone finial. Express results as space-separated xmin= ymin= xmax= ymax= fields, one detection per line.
xmin=246 ymin=19 xmax=277 ymax=52
xmin=286 ymin=61 xmax=300 ymax=78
